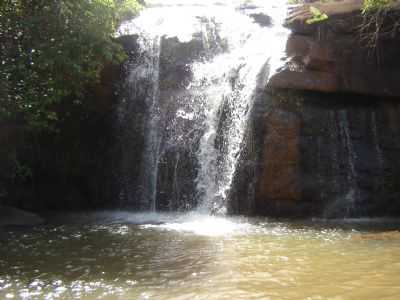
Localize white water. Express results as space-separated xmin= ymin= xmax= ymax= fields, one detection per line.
xmin=338 ymin=110 xmax=360 ymax=216
xmin=119 ymin=0 xmax=289 ymax=214
xmin=124 ymin=36 xmax=162 ymax=211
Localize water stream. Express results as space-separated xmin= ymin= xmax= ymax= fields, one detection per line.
xmin=118 ymin=0 xmax=289 ymax=213
xmin=337 ymin=110 xmax=360 ymax=216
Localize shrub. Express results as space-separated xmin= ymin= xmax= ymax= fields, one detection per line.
xmin=362 ymin=0 xmax=392 ymax=13
xmin=0 ymin=0 xmax=141 ymax=131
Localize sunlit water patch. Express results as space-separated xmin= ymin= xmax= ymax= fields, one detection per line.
xmin=142 ymin=213 xmax=253 ymax=236
xmin=1 ymin=212 xmax=400 ymax=299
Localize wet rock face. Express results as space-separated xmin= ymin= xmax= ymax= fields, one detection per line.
xmin=152 ymin=37 xmax=206 ymax=211
xmin=252 ymin=0 xmax=400 ymax=217
xmin=117 ymin=31 xmax=211 ymax=210
xmin=258 ymin=110 xmax=301 ymax=206
xmin=159 ymin=36 xmax=203 ymax=90
xmin=0 ymin=123 xmax=17 ymax=198
xmin=249 ymin=13 xmax=272 ymax=27
xmin=269 ymin=0 xmax=400 ymax=97
xmin=247 ymin=90 xmax=400 ymax=218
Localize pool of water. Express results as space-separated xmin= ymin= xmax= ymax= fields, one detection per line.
xmin=1 ymin=212 xmax=400 ymax=299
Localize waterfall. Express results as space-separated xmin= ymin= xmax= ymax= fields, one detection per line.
xmin=118 ymin=0 xmax=289 ymax=213
xmin=371 ymin=111 xmax=384 ymax=170
xmin=137 ymin=37 xmax=162 ymax=211
xmin=337 ymin=110 xmax=360 ymax=216
xmin=323 ymin=110 xmax=362 ymax=218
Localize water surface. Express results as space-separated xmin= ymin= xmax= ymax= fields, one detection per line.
xmin=1 ymin=212 xmax=400 ymax=299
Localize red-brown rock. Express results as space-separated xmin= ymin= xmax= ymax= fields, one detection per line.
xmin=257 ymin=110 xmax=301 ymax=204
xmin=268 ymin=0 xmax=400 ymax=97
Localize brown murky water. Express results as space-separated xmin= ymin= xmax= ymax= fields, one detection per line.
xmin=1 ymin=212 xmax=400 ymax=299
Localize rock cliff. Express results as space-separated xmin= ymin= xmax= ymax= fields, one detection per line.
xmin=248 ymin=0 xmax=400 ymax=217
xmin=269 ymin=0 xmax=400 ymax=97
xmin=249 ymin=91 xmax=400 ymax=217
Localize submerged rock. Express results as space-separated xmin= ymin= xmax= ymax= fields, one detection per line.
xmin=0 ymin=206 xmax=44 ymax=227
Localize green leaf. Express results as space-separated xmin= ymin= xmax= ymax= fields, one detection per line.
xmin=310 ymin=6 xmax=322 ymax=16
xmin=306 ymin=6 xmax=329 ymax=24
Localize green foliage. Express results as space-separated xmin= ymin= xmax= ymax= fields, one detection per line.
xmin=362 ymin=0 xmax=392 ymax=13
xmin=0 ymin=0 xmax=141 ymax=131
xmin=116 ymin=0 xmax=143 ymax=22
xmin=306 ymin=6 xmax=329 ymax=24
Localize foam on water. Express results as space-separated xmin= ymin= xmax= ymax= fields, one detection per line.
xmin=143 ymin=213 xmax=253 ymax=236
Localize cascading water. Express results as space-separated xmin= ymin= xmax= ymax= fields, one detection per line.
xmin=118 ymin=0 xmax=289 ymax=214
xmin=138 ymin=37 xmax=162 ymax=212
xmin=371 ymin=111 xmax=384 ymax=170
xmin=336 ymin=110 xmax=360 ymax=216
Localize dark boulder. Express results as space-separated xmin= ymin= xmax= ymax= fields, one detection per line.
xmin=0 ymin=206 xmax=44 ymax=227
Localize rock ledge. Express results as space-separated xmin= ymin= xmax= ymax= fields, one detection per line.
xmin=268 ymin=0 xmax=400 ymax=97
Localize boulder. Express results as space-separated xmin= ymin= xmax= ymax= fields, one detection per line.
xmin=0 ymin=206 xmax=44 ymax=227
